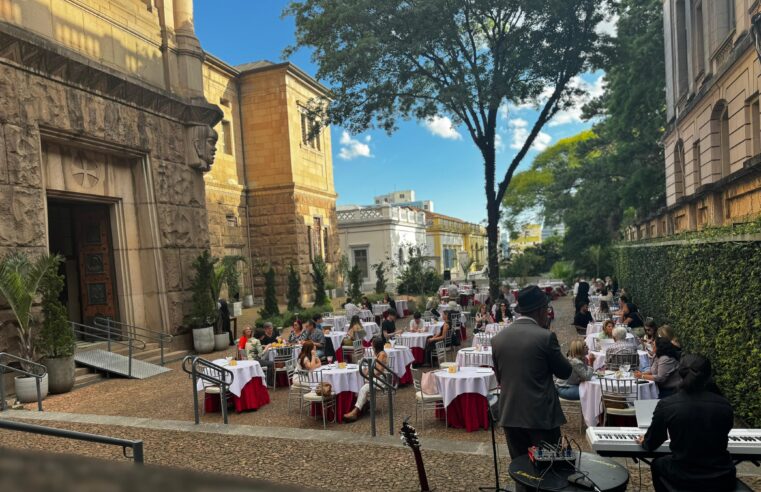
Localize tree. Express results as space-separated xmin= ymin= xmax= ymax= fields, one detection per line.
xmin=311 ymin=256 xmax=328 ymax=307
xmin=337 ymin=253 xmax=350 ymax=292
xmin=397 ymin=246 xmax=442 ymax=296
xmin=187 ymin=251 xmax=219 ymax=329
xmin=260 ymin=266 xmax=280 ymax=319
xmin=221 ymin=255 xmax=245 ymax=301
xmin=505 ymin=251 xmax=542 ymax=286
xmin=373 ymin=261 xmax=387 ymax=294
xmin=286 ymin=0 xmax=608 ymax=299
xmin=348 ymin=265 xmax=363 ymax=303
xmin=37 ymin=260 xmax=75 ymax=359
xmin=586 ymin=244 xmax=605 ymax=279
xmin=286 ymin=263 xmax=302 ymax=312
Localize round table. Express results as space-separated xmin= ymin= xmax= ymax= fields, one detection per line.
xmin=434 ymin=366 xmax=497 ymax=431
xmin=579 ymin=375 xmax=658 ymax=427
xmin=313 ymin=364 xmax=363 ymax=423
xmin=395 ymin=299 xmax=409 ymax=316
xmin=509 ymin=452 xmax=629 ymax=491
xmin=372 ymin=303 xmax=390 ymax=315
xmin=398 ymin=332 xmax=433 ymax=364
xmin=585 ymin=332 xmax=635 ymax=351
xmin=385 ymin=346 xmax=414 ymax=384
xmin=456 ymin=347 xmax=493 ymax=367
xmin=323 ymin=315 xmax=348 ymax=331
xmin=199 ymin=359 xmax=270 ymax=413
xmin=361 ymin=321 xmax=380 ymax=343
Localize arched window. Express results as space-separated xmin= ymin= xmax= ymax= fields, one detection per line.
xmin=710 ymin=101 xmax=731 ymax=180
xmin=692 ymin=139 xmax=702 ymax=189
xmin=674 ymin=141 xmax=685 ymax=199
xmin=720 ymin=106 xmax=730 ymax=177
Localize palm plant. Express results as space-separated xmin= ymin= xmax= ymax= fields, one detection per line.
xmin=0 ymin=252 xmax=62 ymax=362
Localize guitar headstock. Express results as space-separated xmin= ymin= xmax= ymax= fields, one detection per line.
xmin=400 ymin=416 xmax=420 ymax=449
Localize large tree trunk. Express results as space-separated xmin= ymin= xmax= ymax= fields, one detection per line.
xmin=486 ymin=201 xmax=500 ymax=301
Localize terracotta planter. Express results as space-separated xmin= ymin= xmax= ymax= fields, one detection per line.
xmin=41 ymin=356 xmax=75 ymax=394
xmin=14 ymin=374 xmax=48 ymax=403
xmin=192 ymin=326 xmax=215 ymax=354
xmin=214 ymin=333 xmax=230 ymax=351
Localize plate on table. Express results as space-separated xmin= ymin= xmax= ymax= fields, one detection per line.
xmin=476 ymin=368 xmax=494 ymax=374
xmin=459 ymin=347 xmax=475 ymax=352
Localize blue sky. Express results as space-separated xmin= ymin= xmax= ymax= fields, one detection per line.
xmin=195 ymin=1 xmax=604 ymax=224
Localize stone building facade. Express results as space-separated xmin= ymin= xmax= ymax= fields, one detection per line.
xmin=424 ymin=211 xmax=487 ymax=279
xmin=0 ymin=0 xmax=338 ymax=353
xmin=626 ymin=1 xmax=761 ymax=239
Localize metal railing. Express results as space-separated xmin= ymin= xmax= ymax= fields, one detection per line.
xmin=94 ymin=317 xmax=173 ymax=366
xmin=359 ymin=357 xmax=398 ymax=437
xmin=70 ymin=321 xmax=146 ymax=379
xmin=182 ymin=356 xmax=234 ymax=425
xmin=0 ymin=419 xmax=144 ymax=464
xmin=0 ymin=353 xmax=47 ymax=412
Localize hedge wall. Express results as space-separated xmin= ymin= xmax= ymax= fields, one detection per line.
xmin=615 ymin=221 xmax=761 ymax=427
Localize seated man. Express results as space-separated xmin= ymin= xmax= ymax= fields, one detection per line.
xmin=605 ymin=326 xmax=636 ymax=369
xmin=304 ymin=320 xmax=325 ymax=359
xmin=259 ymin=322 xmax=279 ymax=346
xmin=637 ymin=355 xmax=736 ymax=492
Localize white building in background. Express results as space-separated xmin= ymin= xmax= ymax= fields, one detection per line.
xmin=337 ymin=205 xmax=428 ymax=292
xmin=541 ymin=223 xmax=565 ymax=241
xmin=374 ymin=190 xmax=434 ymax=212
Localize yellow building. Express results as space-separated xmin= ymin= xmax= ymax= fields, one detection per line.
xmin=509 ymin=224 xmax=543 ymax=254
xmin=423 ymin=211 xmax=487 ymax=278
xmin=201 ymin=57 xmax=338 ymax=302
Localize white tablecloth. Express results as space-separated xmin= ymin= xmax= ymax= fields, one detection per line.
xmin=474 ymin=293 xmax=489 ymax=304
xmin=586 ymin=322 xmax=603 ymax=336
xmin=325 ymin=331 xmax=347 ymax=351
xmin=434 ymin=366 xmax=497 ymax=408
xmin=318 ymin=365 xmax=363 ymax=395
xmin=197 ymin=359 xmax=264 ymax=397
xmin=484 ymin=323 xmax=506 ymax=334
xmin=362 ymin=321 xmax=380 ymax=341
xmin=591 ymin=350 xmax=650 ymax=372
xmin=323 ymin=315 xmax=348 ymax=331
xmin=456 ymin=347 xmax=493 ymax=367
xmin=395 ymin=300 xmax=408 ymax=314
xmin=473 ymin=332 xmax=497 ymax=347
xmin=372 ymin=303 xmax=390 ymax=315
xmin=438 ymin=304 xmax=460 ymax=313
xmin=579 ymin=376 xmax=659 ymax=427
xmin=425 ymin=321 xmax=443 ymax=335
xmin=398 ymin=332 xmax=433 ymax=350
xmin=386 ymin=346 xmax=414 ymax=377
xmin=265 ymin=346 xmax=300 ymax=362
xmin=585 ymin=333 xmax=636 ymax=351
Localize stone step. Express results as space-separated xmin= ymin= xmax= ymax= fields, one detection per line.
xmin=73 ymin=372 xmax=104 ymax=390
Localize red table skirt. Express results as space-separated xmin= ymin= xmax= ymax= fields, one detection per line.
xmin=460 ymin=325 xmax=467 ymax=342
xmin=399 ymin=365 xmax=412 ymax=385
xmin=310 ymin=391 xmax=356 ymax=423
xmin=204 ymin=377 xmax=270 ymax=413
xmin=335 ymin=347 xmax=344 ymax=363
xmin=410 ymin=347 xmax=425 ymax=364
xmin=435 ymin=393 xmax=489 ymax=432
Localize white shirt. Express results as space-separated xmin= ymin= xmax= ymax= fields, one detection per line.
xmin=573 ymin=282 xmax=580 ymax=296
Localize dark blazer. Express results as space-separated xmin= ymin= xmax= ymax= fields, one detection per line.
xmin=491 ymin=317 xmax=572 ymax=429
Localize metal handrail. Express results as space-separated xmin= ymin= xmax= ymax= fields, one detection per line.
xmin=0 ymin=419 xmax=143 ymax=463
xmin=0 ymin=353 xmax=47 ymax=412
xmin=70 ymin=322 xmax=146 ymax=379
xmin=94 ymin=318 xmax=172 ymax=366
xmin=359 ymin=357 xmax=398 ymax=437
xmin=182 ymin=356 xmax=234 ymax=425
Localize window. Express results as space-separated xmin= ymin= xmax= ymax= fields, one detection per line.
xmin=692 ymin=1 xmax=705 ymax=77
xmin=353 ymin=249 xmax=368 ymax=279
xmin=674 ymin=0 xmax=688 ymax=96
xmin=720 ymin=105 xmax=730 ymax=177
xmin=219 ymin=98 xmax=230 ymax=107
xmin=751 ymin=99 xmax=761 ymax=157
xmin=299 ymin=107 xmax=321 ymax=151
xmin=226 ymin=213 xmax=237 ymax=227
xmin=443 ymin=248 xmax=456 ymax=270
xmin=673 ymin=141 xmax=685 ymax=199
xmin=323 ymin=227 xmax=329 ymax=261
xmin=221 ymin=120 xmax=232 ymax=155
xmin=714 ymin=0 xmax=735 ymax=45
xmin=692 ymin=139 xmax=702 ymax=189
xmin=312 ymin=217 xmax=323 ymax=259
xmin=398 ymin=247 xmax=404 ymax=266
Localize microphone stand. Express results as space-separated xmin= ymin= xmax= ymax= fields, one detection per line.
xmin=479 ymin=394 xmax=510 ymax=492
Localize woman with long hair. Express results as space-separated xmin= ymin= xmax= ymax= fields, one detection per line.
xmin=287 ymin=319 xmax=306 ymax=344
xmin=297 ymin=340 xmax=321 ymax=371
xmin=555 ymin=339 xmax=595 ymax=400
xmin=343 ymin=336 xmax=388 ymax=422
xmin=343 ymin=315 xmax=366 ymax=347
xmin=635 ymin=337 xmax=681 ymax=398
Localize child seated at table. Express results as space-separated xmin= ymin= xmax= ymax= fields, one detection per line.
xmin=343 ymin=337 xmax=388 ymax=422
xmin=555 ymin=340 xmax=595 ymax=400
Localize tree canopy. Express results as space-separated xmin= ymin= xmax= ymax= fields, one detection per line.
xmin=285 ymin=0 xmax=609 ymax=296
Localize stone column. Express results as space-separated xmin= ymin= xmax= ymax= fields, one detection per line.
xmin=173 ymin=0 xmax=204 ymax=97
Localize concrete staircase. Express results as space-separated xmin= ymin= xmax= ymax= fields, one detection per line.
xmin=73 ymin=341 xmax=189 ymax=389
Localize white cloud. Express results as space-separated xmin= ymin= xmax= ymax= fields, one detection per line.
xmin=548 ymin=74 xmax=605 ymax=127
xmin=423 ymin=116 xmax=462 ymax=140
xmin=508 ymin=118 xmax=551 ymax=152
xmin=338 ymin=131 xmax=373 ymax=160
xmin=495 ymin=133 xmax=504 ymax=153
xmin=596 ymin=13 xmax=619 ymax=38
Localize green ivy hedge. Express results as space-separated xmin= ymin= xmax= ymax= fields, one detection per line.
xmin=615 ymin=221 xmax=761 ymax=427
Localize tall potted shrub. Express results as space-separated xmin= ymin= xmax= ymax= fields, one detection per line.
xmin=37 ymin=260 xmax=76 ymax=394
xmin=0 ymin=252 xmax=60 ymax=402
xmin=286 ymin=263 xmax=302 ymax=312
xmin=186 ymin=251 xmax=217 ymax=354
xmin=222 ymin=255 xmax=245 ymax=316
xmin=311 ymin=256 xmax=328 ymax=308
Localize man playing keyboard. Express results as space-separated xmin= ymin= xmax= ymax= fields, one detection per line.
xmin=636 ymin=354 xmax=736 ymax=491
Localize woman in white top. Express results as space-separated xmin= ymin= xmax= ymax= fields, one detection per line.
xmin=408 ymin=312 xmax=425 ymax=332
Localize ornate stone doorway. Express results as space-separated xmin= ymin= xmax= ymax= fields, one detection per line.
xmin=48 ymin=201 xmax=119 ymax=327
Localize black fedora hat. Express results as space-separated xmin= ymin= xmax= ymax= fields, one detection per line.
xmin=514 ymin=285 xmax=550 ymax=314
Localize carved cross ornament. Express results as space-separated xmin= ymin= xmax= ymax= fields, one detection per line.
xmin=72 ymin=151 xmax=100 ymax=188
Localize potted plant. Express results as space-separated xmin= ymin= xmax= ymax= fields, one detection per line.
xmin=37 ymin=260 xmax=76 ymax=394
xmin=222 ymin=255 xmax=245 ymax=317
xmin=0 ymin=252 xmax=60 ymax=403
xmin=186 ymin=251 xmax=217 ymax=354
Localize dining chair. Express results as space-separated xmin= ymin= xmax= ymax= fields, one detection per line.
xmin=600 ymin=377 xmax=638 ymax=424
xmin=298 ymin=369 xmax=336 ymax=430
xmin=607 ymin=351 xmax=640 ymax=371
xmin=411 ymin=368 xmax=446 ymax=433
xmin=559 ymin=397 xmax=584 ymax=433
xmin=272 ymin=346 xmax=293 ymax=388
xmin=286 ymin=359 xmax=310 ymax=413
xmin=460 ymin=351 xmax=482 ymax=367
xmin=434 ymin=341 xmax=456 ymax=369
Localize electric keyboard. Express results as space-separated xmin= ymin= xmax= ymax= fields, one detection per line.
xmin=586 ymin=427 xmax=761 ymax=463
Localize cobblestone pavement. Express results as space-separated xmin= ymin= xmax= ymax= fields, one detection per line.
xmin=7 ymin=295 xmax=759 ymax=491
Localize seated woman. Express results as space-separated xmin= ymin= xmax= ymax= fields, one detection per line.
xmin=635 ymin=337 xmax=681 ymax=398
xmin=573 ymin=303 xmax=594 ymax=327
xmin=296 ymin=340 xmax=321 ymax=371
xmin=343 ymin=336 xmax=388 ymax=422
xmin=243 ymin=331 xmax=275 ymax=387
xmin=555 ymin=340 xmax=595 ymax=400
xmin=237 ymin=326 xmax=254 ymax=358
xmin=287 ymin=319 xmax=307 ymax=345
xmin=408 ymin=312 xmax=425 ymax=332
xmin=596 ymin=320 xmax=615 ymax=341
xmin=423 ymin=313 xmax=450 ymax=366
xmin=657 ymin=324 xmax=681 ymax=348
xmin=383 ymin=292 xmax=397 ymax=313
xmin=622 ymin=302 xmax=645 ymax=333
xmin=637 ymin=354 xmax=736 ymax=492
xmin=598 ymin=300 xmax=611 ymax=319
xmin=474 ymin=303 xmax=493 ymax=333
xmin=342 ymin=315 xmax=366 ymax=348
xmin=495 ymin=302 xmax=512 ymax=323
xmin=599 ymin=287 xmax=613 ymax=303
xmin=642 ymin=319 xmax=658 ymax=354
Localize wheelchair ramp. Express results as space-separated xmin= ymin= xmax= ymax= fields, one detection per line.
xmin=74 ymin=350 xmax=171 ymax=379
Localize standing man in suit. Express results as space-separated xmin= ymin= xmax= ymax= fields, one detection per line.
xmin=492 ymin=286 xmax=573 ymax=459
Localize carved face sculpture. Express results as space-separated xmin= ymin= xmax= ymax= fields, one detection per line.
xmin=192 ymin=125 xmax=218 ymax=171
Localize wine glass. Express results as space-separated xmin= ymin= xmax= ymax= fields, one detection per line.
xmin=327 ymin=355 xmax=334 ymax=366
xmin=621 ymin=363 xmax=631 ymax=376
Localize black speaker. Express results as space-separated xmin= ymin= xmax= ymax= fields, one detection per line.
xmin=443 ymin=270 xmax=451 ymax=281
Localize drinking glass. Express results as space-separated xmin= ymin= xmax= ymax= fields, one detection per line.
xmin=327 ymin=355 xmax=334 ymax=366
xmin=621 ymin=364 xmax=631 ymax=376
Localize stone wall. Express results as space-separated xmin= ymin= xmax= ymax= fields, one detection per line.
xmin=0 ymin=24 xmax=220 ymax=352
